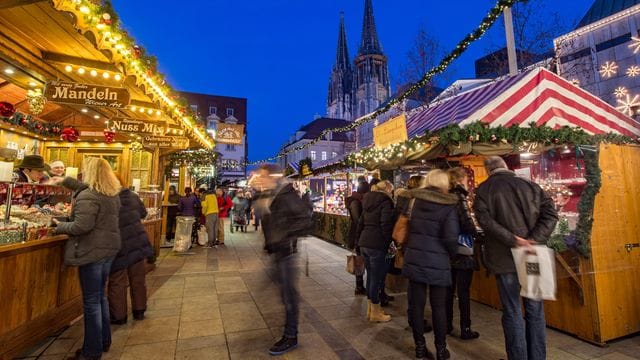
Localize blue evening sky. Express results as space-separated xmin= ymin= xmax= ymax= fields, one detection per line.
xmin=111 ymin=0 xmax=593 ymax=162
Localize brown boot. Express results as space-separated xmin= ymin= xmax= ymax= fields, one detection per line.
xmin=369 ymin=302 xmax=391 ymax=322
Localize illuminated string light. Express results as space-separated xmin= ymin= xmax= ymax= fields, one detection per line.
xmin=615 ymin=94 xmax=640 ymax=116
xmin=626 ymin=65 xmax=640 ymax=77
xmin=599 ymin=61 xmax=618 ymax=78
xmin=628 ymin=36 xmax=640 ymax=54
xmin=614 ymin=87 xmax=628 ymax=98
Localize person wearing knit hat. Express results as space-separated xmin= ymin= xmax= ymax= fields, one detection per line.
xmin=49 ymin=160 xmax=65 ymax=177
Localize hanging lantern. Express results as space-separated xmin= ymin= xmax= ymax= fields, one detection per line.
xmin=60 ymin=127 xmax=79 ymax=142
xmin=27 ymin=89 xmax=45 ymax=115
xmin=0 ymin=101 xmax=16 ymax=118
xmin=103 ymin=128 xmax=116 ymax=144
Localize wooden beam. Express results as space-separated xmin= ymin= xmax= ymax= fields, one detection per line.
xmin=42 ymin=51 xmax=120 ymax=72
xmin=0 ymin=0 xmax=47 ymax=10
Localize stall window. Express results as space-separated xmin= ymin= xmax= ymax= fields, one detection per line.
xmin=322 ymin=151 xmax=327 ymax=160
xmin=130 ymin=150 xmax=153 ymax=187
xmin=310 ymin=151 xmax=316 ymax=161
xmin=47 ymin=148 xmax=69 ymax=165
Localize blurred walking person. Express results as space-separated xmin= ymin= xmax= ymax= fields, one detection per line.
xmin=346 ymin=178 xmax=370 ymax=295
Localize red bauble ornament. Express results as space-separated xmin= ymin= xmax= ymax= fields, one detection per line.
xmin=60 ymin=127 xmax=79 ymax=142
xmin=0 ymin=101 xmax=15 ymax=118
xmin=553 ymin=138 xmax=560 ymax=144
xmin=490 ymin=134 xmax=498 ymax=142
xmin=467 ymin=135 xmax=475 ymax=142
xmin=35 ymin=123 xmax=42 ymax=130
xmin=103 ymin=129 xmax=116 ymax=144
xmin=100 ymin=13 xmax=112 ymax=25
xmin=20 ymin=118 xmax=28 ymax=125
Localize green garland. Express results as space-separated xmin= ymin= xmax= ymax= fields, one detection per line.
xmin=575 ymin=147 xmax=600 ymax=257
xmin=1 ymin=112 xmax=62 ymax=138
xmin=164 ymin=149 xmax=218 ymax=176
xmin=339 ymin=217 xmax=351 ymax=245
xmin=328 ymin=216 xmax=337 ymax=240
xmin=248 ymin=0 xmax=526 ymax=165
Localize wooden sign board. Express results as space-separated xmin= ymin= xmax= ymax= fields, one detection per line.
xmin=111 ymin=118 xmax=164 ymax=135
xmin=216 ymin=123 xmax=244 ymax=145
xmin=373 ymin=114 xmax=408 ymax=148
xmin=142 ymin=135 xmax=189 ymax=149
xmin=44 ymin=81 xmax=130 ymax=108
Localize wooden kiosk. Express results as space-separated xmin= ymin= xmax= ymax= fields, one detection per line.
xmin=0 ymin=1 xmax=214 ymax=358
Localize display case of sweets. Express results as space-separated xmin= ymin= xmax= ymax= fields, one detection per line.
xmin=139 ymin=185 xmax=162 ymax=220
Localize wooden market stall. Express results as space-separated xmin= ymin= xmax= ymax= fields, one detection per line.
xmin=350 ymin=67 xmax=640 ymax=344
xmin=0 ymin=1 xmax=215 ymax=358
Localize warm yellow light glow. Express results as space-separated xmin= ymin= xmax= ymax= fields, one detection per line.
xmin=28 ymin=81 xmax=37 ymax=87
xmin=77 ymin=68 xmax=86 ymax=75
xmin=138 ymin=108 xmax=145 ymax=113
xmin=130 ymin=106 xmax=137 ymax=111
xmin=94 ymin=115 xmax=100 ymax=119
xmin=114 ymin=74 xmax=122 ymax=81
xmin=81 ymin=108 xmax=88 ymax=113
xmin=79 ymin=6 xmax=90 ymax=14
xmin=65 ymin=65 xmax=73 ymax=72
xmin=156 ymin=110 xmax=161 ymax=116
xmin=102 ymin=72 xmax=110 ymax=79
xmin=90 ymin=69 xmax=98 ymax=77
xmin=147 ymin=109 xmax=153 ymax=114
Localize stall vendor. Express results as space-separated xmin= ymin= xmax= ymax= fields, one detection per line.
xmin=49 ymin=160 xmax=65 ymax=178
xmin=14 ymin=155 xmax=49 ymax=183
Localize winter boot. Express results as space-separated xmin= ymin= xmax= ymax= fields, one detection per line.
xmin=369 ymin=302 xmax=391 ymax=322
xmin=436 ymin=345 xmax=450 ymax=360
xmin=268 ymin=336 xmax=298 ymax=355
xmin=460 ymin=327 xmax=480 ymax=340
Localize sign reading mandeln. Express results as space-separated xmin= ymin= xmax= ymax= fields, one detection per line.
xmin=44 ymin=81 xmax=130 ymax=108
xmin=142 ymin=135 xmax=189 ymax=149
xmin=373 ymin=114 xmax=408 ymax=148
xmin=111 ymin=118 xmax=164 ymax=135
xmin=216 ymin=123 xmax=244 ymax=145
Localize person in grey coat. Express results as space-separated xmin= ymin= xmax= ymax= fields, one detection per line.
xmin=52 ymin=158 xmax=122 ymax=360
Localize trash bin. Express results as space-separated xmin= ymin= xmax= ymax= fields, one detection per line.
xmin=174 ymin=216 xmax=195 ymax=252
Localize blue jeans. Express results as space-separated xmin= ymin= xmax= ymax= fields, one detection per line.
xmin=361 ymin=247 xmax=387 ymax=304
xmin=275 ymin=252 xmax=299 ymax=338
xmin=78 ymin=257 xmax=114 ymax=358
xmin=496 ymin=272 xmax=546 ymax=360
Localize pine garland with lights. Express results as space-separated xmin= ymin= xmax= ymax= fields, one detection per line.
xmin=164 ymin=149 xmax=218 ymax=176
xmin=0 ymin=112 xmax=61 ymax=137
xmin=575 ymin=146 xmax=600 ymax=258
xmin=250 ymin=0 xmax=527 ymax=164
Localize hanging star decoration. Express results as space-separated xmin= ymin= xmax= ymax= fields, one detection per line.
xmin=628 ymin=36 xmax=640 ymax=54
xmin=599 ymin=61 xmax=618 ymax=78
xmin=627 ymin=65 xmax=640 ymax=77
xmin=614 ymin=86 xmax=628 ymax=98
xmin=615 ymin=94 xmax=640 ymax=116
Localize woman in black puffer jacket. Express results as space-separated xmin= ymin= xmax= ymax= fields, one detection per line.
xmin=402 ymin=169 xmax=459 ymax=360
xmin=108 ymin=174 xmax=153 ymax=324
xmin=356 ymin=180 xmax=394 ymax=323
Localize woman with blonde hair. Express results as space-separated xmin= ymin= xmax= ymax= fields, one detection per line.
xmin=402 ymin=169 xmax=460 ymax=359
xmin=356 ymin=179 xmax=395 ymax=322
xmin=53 ymin=157 xmax=121 ymax=360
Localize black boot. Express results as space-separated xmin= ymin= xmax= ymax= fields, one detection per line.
xmin=413 ymin=332 xmax=433 ymax=359
xmin=355 ymin=276 xmax=366 ymax=295
xmin=436 ymin=346 xmax=450 ymax=360
xmin=460 ymin=327 xmax=480 ymax=340
xmin=446 ymin=323 xmax=453 ymax=335
xmin=268 ymin=336 xmax=298 ymax=355
xmin=110 ymin=317 xmax=127 ymax=325
xmin=133 ymin=310 xmax=145 ymax=321
xmin=381 ymin=290 xmax=395 ymax=302
xmin=423 ymin=319 xmax=433 ymax=333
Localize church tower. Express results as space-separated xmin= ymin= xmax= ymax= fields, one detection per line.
xmin=327 ymin=12 xmax=353 ymax=121
xmin=353 ymin=0 xmax=390 ymax=119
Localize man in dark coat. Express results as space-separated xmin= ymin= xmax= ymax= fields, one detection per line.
xmin=473 ymin=156 xmax=558 ymax=360
xmin=108 ymin=187 xmax=153 ymax=324
xmin=256 ymin=164 xmax=312 ymax=356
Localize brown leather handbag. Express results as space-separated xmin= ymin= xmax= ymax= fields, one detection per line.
xmin=346 ymin=254 xmax=365 ymax=276
xmin=392 ymin=199 xmax=415 ymax=245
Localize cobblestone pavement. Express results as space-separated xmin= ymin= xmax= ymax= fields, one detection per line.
xmin=19 ymin=228 xmax=640 ymax=359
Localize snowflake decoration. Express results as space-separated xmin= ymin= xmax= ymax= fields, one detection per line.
xmin=600 ymin=61 xmax=618 ymax=78
xmin=627 ymin=65 xmax=640 ymax=77
xmin=570 ymin=79 xmax=580 ymax=86
xmin=614 ymin=87 xmax=628 ymax=98
xmin=616 ymin=94 xmax=640 ymax=116
xmin=628 ymin=36 xmax=640 ymax=54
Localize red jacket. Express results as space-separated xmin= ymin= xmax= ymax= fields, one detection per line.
xmin=217 ymin=195 xmax=232 ymax=218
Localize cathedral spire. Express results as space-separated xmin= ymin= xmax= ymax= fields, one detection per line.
xmin=358 ymin=0 xmax=382 ymax=55
xmin=335 ymin=12 xmax=350 ymax=70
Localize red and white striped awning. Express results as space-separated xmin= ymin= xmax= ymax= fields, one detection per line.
xmin=407 ymin=67 xmax=640 ymax=138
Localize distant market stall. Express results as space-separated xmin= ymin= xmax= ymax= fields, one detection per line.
xmin=332 ymin=67 xmax=640 ymax=344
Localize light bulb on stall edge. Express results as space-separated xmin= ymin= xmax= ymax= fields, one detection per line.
xmin=90 ymin=69 xmax=98 ymax=77
xmin=65 ymin=65 xmax=73 ymax=72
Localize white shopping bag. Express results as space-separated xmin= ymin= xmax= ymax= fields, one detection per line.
xmin=197 ymin=226 xmax=208 ymax=246
xmin=511 ymin=245 xmax=557 ymax=301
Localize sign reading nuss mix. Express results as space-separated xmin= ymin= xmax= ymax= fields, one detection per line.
xmin=373 ymin=114 xmax=408 ymax=148
xmin=44 ymin=81 xmax=130 ymax=108
xmin=143 ymin=135 xmax=189 ymax=149
xmin=216 ymin=123 xmax=244 ymax=145
xmin=111 ymin=118 xmax=164 ymax=135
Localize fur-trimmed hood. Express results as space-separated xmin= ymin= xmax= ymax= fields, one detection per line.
xmin=410 ymin=187 xmax=458 ymax=205
xmin=395 ymin=188 xmax=412 ymax=199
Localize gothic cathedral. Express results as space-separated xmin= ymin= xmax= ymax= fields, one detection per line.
xmin=326 ymin=0 xmax=390 ymax=121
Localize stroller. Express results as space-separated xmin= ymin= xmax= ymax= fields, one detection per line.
xmin=231 ymin=209 xmax=248 ymax=232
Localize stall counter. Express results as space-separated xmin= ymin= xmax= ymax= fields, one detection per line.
xmin=0 ymin=235 xmax=82 ymax=360
xmin=313 ymin=211 xmax=351 ymax=247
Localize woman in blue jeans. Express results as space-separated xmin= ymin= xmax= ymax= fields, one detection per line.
xmin=53 ymin=157 xmax=122 ymax=360
xmin=356 ymin=180 xmax=395 ymax=322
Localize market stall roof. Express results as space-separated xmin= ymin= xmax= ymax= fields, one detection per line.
xmin=406 ymin=67 xmax=640 ymax=138
xmin=0 ymin=0 xmax=213 ymax=149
